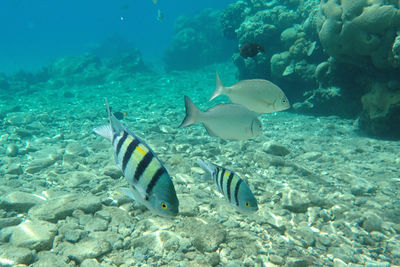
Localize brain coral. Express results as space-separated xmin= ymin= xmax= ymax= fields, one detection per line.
xmin=318 ymin=0 xmax=400 ymax=69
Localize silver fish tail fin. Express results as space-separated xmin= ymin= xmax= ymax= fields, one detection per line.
xmin=178 ymin=96 xmax=200 ymax=128
xmin=93 ymin=98 xmax=115 ymax=141
xmin=93 ymin=125 xmax=113 ymax=141
xmin=196 ymin=158 xmax=215 ymax=180
xmin=93 ymin=98 xmax=125 ymax=141
xmin=209 ymin=72 xmax=225 ymax=101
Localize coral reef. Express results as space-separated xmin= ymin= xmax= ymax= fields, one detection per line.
xmin=318 ymin=0 xmax=400 ymax=69
xmin=221 ymin=0 xmax=400 ymax=139
xmin=359 ymin=81 xmax=400 ymax=139
xmin=45 ymin=54 xmax=105 ymax=86
xmin=221 ymin=0 xmax=322 ymax=90
xmin=164 ymin=9 xmax=235 ymax=71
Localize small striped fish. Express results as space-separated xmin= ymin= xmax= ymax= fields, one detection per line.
xmin=94 ymin=98 xmax=179 ymax=216
xmin=197 ymin=158 xmax=258 ymax=213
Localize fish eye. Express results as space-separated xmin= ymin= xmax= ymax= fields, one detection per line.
xmin=245 ymin=202 xmax=250 ymax=207
xmin=282 ymin=99 xmax=287 ymax=103
xmin=161 ymin=202 xmax=168 ymax=210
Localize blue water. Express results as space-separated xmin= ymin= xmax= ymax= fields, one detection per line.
xmin=0 ymin=0 xmax=235 ymax=74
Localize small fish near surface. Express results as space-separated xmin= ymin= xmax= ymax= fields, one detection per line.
xmin=94 ymin=98 xmax=179 ymax=216
xmin=178 ymin=95 xmax=262 ymax=140
xmin=197 ymin=158 xmax=258 ymax=213
xmin=157 ymin=9 xmax=163 ymax=22
xmin=239 ymin=42 xmax=265 ymax=58
xmin=210 ymin=73 xmax=290 ymax=114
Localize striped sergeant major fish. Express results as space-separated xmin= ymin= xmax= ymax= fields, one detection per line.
xmin=196 ymin=158 xmax=258 ymax=213
xmin=93 ymin=98 xmax=179 ymax=216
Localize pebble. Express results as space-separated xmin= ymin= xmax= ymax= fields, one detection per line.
xmin=10 ymin=219 xmax=57 ymax=251
xmin=28 ymin=193 xmax=102 ymax=222
xmin=295 ymin=226 xmax=315 ymax=247
xmin=257 ymin=210 xmax=286 ymax=233
xmin=328 ymin=244 xmax=355 ymax=263
xmin=64 ymin=238 xmax=112 ymax=264
xmin=6 ymin=144 xmax=18 ymax=157
xmin=300 ymin=151 xmax=322 ymax=161
xmin=89 ymin=231 xmax=123 ymax=250
xmin=333 ymin=258 xmax=348 ymax=267
xmin=0 ymin=217 xmax=22 ymax=229
xmin=65 ymin=142 xmax=89 ymax=157
xmin=62 ymin=171 xmax=93 ymax=188
xmin=0 ymin=226 xmax=15 ymax=242
xmin=362 ymin=214 xmax=383 ymax=233
xmin=25 ymin=158 xmax=55 ymax=174
xmin=317 ymin=233 xmax=332 ymax=247
xmin=4 ymin=163 xmax=23 ymax=175
xmin=132 ymin=230 xmax=181 ymax=252
xmin=348 ymin=177 xmax=376 ymax=196
xmin=14 ymin=128 xmax=34 ymax=138
xmin=64 ymin=229 xmax=83 ymax=243
xmin=177 ymin=195 xmax=199 ymax=216
xmin=81 ymin=258 xmax=102 ymax=267
xmin=263 ymin=142 xmax=291 ymax=156
xmin=282 ymin=190 xmax=310 ymax=213
xmin=176 ymin=217 xmax=226 ymax=253
xmin=77 ymin=213 xmax=109 ymax=232
xmin=286 ymin=257 xmax=309 ymax=267
xmin=103 ymin=166 xmax=122 ymax=179
xmin=5 ymin=112 xmax=33 ymax=126
xmin=0 ymin=244 xmax=34 ymax=266
xmin=32 ymin=251 xmax=70 ymax=267
xmin=365 ymin=261 xmax=390 ymax=267
xmin=0 ymin=191 xmax=47 ymax=212
xmin=269 ymin=254 xmax=284 ymax=265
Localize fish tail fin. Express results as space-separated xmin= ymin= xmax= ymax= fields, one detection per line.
xmin=178 ymin=96 xmax=200 ymax=128
xmin=209 ymin=72 xmax=225 ymax=101
xmin=93 ymin=97 xmax=115 ymax=141
xmin=93 ymin=98 xmax=125 ymax=141
xmin=196 ymin=158 xmax=215 ymax=179
xmin=93 ymin=125 xmax=113 ymax=141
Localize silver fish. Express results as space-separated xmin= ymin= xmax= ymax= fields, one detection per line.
xmin=210 ymin=73 xmax=290 ymax=114
xmin=178 ymin=96 xmax=262 ymax=140
xmin=93 ymin=98 xmax=179 ymax=216
xmin=197 ymin=158 xmax=258 ymax=213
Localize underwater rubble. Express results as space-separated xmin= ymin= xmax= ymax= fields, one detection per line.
xmin=1 ymin=61 xmax=400 ymax=266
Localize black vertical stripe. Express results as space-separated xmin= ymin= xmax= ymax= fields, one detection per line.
xmin=122 ymin=138 xmax=140 ymax=172
xmin=226 ymin=172 xmax=234 ymax=202
xmin=145 ymin=167 xmax=165 ymax=199
xmin=116 ymin=131 xmax=128 ymax=156
xmin=214 ymin=168 xmax=220 ymax=190
xmin=134 ymin=152 xmax=153 ymax=181
xmin=219 ymin=168 xmax=226 ymax=195
xmin=112 ymin=133 xmax=119 ymax=146
xmin=234 ymin=179 xmax=243 ymax=206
